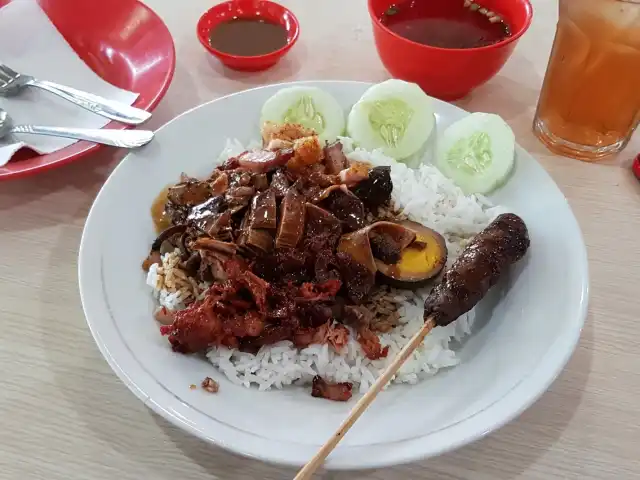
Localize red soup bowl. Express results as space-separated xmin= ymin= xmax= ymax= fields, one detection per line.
xmin=368 ymin=0 xmax=533 ymax=100
xmin=197 ymin=0 xmax=300 ymax=72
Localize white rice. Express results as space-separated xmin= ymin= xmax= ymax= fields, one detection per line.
xmin=148 ymin=138 xmax=502 ymax=392
xmin=147 ymin=251 xmax=210 ymax=312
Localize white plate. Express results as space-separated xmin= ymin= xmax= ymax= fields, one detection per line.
xmin=78 ymin=81 xmax=588 ymax=469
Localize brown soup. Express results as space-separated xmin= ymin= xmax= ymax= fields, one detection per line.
xmin=209 ymin=18 xmax=288 ymax=56
xmin=381 ymin=0 xmax=510 ymax=49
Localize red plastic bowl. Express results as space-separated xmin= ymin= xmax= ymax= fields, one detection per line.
xmin=0 ymin=0 xmax=175 ymax=181
xmin=368 ymin=0 xmax=533 ymax=100
xmin=197 ymin=0 xmax=299 ymax=72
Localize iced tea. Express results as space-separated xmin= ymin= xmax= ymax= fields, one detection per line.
xmin=533 ymin=0 xmax=640 ymax=160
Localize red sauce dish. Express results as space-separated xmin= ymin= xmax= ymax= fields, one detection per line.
xmin=368 ymin=0 xmax=533 ymax=100
xmin=197 ymin=0 xmax=299 ymax=72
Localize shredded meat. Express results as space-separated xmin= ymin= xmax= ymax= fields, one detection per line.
xmin=160 ymin=297 xmax=222 ymax=354
xmin=252 ymin=248 xmax=311 ymax=284
xmin=209 ymin=171 xmax=229 ymax=196
xmin=201 ymin=377 xmax=219 ymax=393
xmin=335 ymin=252 xmax=375 ymax=304
xmin=239 ymin=324 xmax=294 ymax=352
xmin=343 ymin=305 xmax=373 ymax=330
xmin=162 ymin=261 xmax=349 ymax=355
xmin=296 ymin=302 xmax=334 ymax=328
xmin=292 ymin=327 xmax=318 ymax=348
xmin=357 ymin=326 xmax=389 ymax=360
xmin=225 ymin=259 xmax=269 ymax=312
xmin=293 ymin=321 xmax=349 ymax=351
xmin=298 ymin=279 xmax=342 ymax=301
xmin=307 ymin=163 xmax=338 ymax=188
xmin=160 ymin=261 xmax=270 ymax=353
xmin=311 ymin=376 xmax=353 ymax=402
xmin=148 ymin=135 xmax=418 ymax=400
xmin=154 ymin=306 xmax=175 ymax=326
xmin=323 ymin=141 xmax=348 ymax=174
xmin=324 ymin=322 xmax=350 ymax=352
xmin=370 ymin=311 xmax=400 ymax=333
xmin=313 ymin=249 xmax=341 ymax=283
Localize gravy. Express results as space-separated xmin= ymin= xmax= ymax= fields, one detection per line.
xmin=151 ymin=186 xmax=172 ymax=233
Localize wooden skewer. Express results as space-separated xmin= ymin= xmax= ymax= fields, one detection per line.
xmin=294 ymin=316 xmax=437 ymax=480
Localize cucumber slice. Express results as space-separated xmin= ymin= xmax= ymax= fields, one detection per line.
xmin=260 ymin=86 xmax=345 ymax=144
xmin=347 ymin=79 xmax=436 ymax=161
xmin=436 ymin=112 xmax=515 ymax=195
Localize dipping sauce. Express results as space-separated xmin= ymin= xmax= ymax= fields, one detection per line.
xmin=208 ymin=17 xmax=288 ymax=56
xmin=381 ymin=0 xmax=511 ymax=49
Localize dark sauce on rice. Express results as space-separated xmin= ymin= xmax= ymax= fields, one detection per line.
xmin=151 ymin=186 xmax=172 ymax=233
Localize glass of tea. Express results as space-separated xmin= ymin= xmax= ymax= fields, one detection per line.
xmin=533 ymin=0 xmax=640 ymax=161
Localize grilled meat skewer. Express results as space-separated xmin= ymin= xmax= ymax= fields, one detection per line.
xmin=295 ymin=213 xmax=530 ymax=480
xmin=424 ymin=212 xmax=530 ymax=326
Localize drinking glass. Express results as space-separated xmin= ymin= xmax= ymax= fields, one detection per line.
xmin=533 ymin=0 xmax=640 ymax=161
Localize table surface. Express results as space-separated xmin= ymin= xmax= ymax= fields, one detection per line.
xmin=2 ymin=0 xmax=640 ymax=479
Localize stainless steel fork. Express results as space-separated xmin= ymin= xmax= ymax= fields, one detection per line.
xmin=0 ymin=108 xmax=153 ymax=148
xmin=0 ymin=63 xmax=152 ymax=125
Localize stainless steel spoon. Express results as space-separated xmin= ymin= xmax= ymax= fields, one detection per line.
xmin=0 ymin=108 xmax=153 ymax=148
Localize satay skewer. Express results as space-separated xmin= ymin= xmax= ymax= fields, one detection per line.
xmin=294 ymin=213 xmax=530 ymax=480
xmin=294 ymin=316 xmax=437 ymax=480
